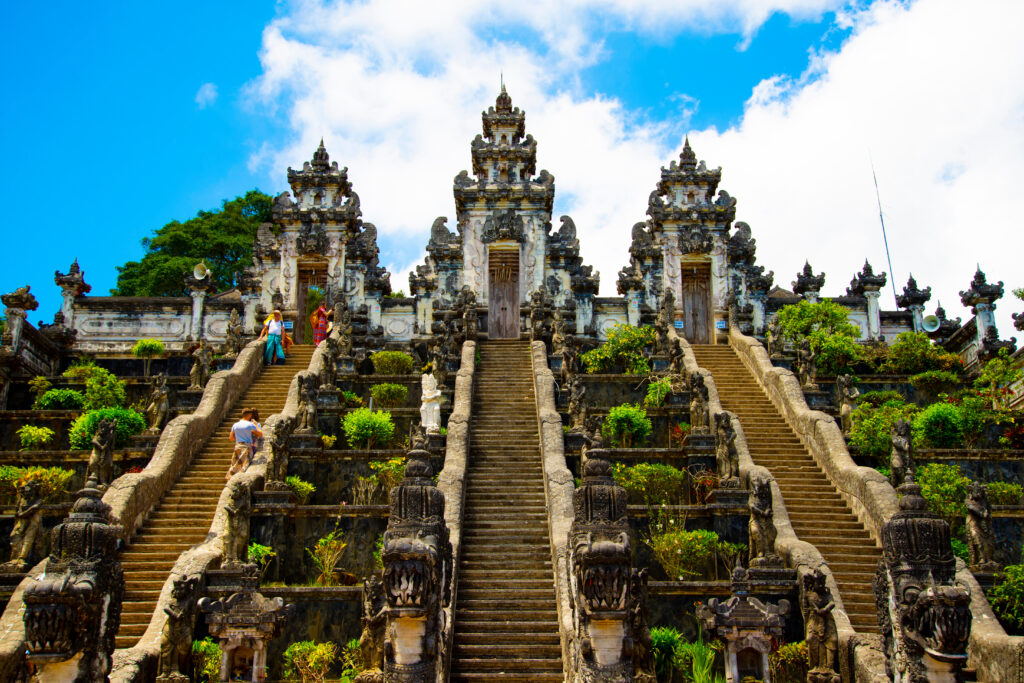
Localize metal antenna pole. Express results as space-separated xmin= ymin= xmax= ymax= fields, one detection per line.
xmin=869 ymin=153 xmax=899 ymax=307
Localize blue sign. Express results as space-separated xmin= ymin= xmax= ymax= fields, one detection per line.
xmin=715 ymin=320 xmax=727 ymax=330
xmin=283 ymin=321 xmax=294 ymax=330
xmin=674 ymin=320 xmax=684 ymax=329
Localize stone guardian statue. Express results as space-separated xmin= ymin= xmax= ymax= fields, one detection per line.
xmin=803 ymin=568 xmax=840 ymax=683
xmin=3 ymin=481 xmax=43 ymax=571
xmin=158 ymin=575 xmax=201 ymax=680
xmin=835 ymin=373 xmax=859 ymax=436
xmin=965 ymin=481 xmax=1000 ymax=571
xmin=145 ymin=373 xmax=171 ymax=435
xmin=890 ymin=419 xmax=913 ymax=489
xmin=87 ymin=418 xmax=117 ymax=490
xmin=748 ymin=479 xmax=780 ymax=567
xmin=419 ymin=368 xmax=443 ymax=434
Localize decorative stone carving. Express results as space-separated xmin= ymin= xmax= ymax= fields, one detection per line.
xmin=146 ymin=373 xmax=171 ymax=435
xmin=981 ymin=325 xmax=1017 ymax=359
xmin=296 ymin=373 xmax=319 ymax=434
xmin=835 ymin=374 xmax=859 ymax=436
xmin=803 ymin=568 xmax=840 ymax=683
xmin=698 ymin=565 xmax=789 ymax=683
xmin=481 ymin=209 xmax=526 ymax=243
xmin=87 ymin=417 xmax=117 ymax=491
xmin=419 ymin=370 xmax=443 ymax=434
xmin=320 ymin=334 xmax=339 ymax=390
xmin=223 ymin=484 xmax=252 ymax=567
xmin=568 ymin=455 xmax=652 ymax=681
xmin=265 ymin=416 xmax=295 ymax=492
xmin=928 ymin=304 xmax=962 ymax=345
xmin=748 ymin=480 xmax=781 ymax=568
xmin=560 ymin=334 xmax=577 ymax=387
xmin=568 ymin=375 xmax=588 ymax=432
xmin=339 ymin=307 xmax=354 ymax=357
xmin=959 ymin=267 xmax=1004 ymax=311
xmin=551 ymin=309 xmax=567 ymax=354
xmin=189 ymin=339 xmax=214 ymax=390
xmin=689 ymin=372 xmax=709 ymax=434
xmin=381 ymin=449 xmax=452 ymax=682
xmin=797 ymin=338 xmax=818 ymax=390
xmin=792 ymin=261 xmax=825 ymax=301
xmin=357 ymin=575 xmax=387 ymax=679
xmin=22 ymin=483 xmax=123 ymax=681
xmin=224 ymin=308 xmax=244 ymax=358
xmin=890 ymin=419 xmax=913 ymax=490
xmin=668 ymin=338 xmax=683 ymax=376
xmin=463 ymin=302 xmax=478 ymax=342
xmin=157 ymin=575 xmax=201 ymax=681
xmin=0 ymin=285 xmax=39 ymax=313
xmin=965 ymin=481 xmax=1000 ymax=572
xmin=715 ymin=411 xmax=740 ymax=487
xmin=727 ymin=222 xmax=756 ymax=267
xmin=2 ymin=480 xmax=43 ymax=571
xmin=200 ymin=565 xmax=293 ymax=683
xmin=296 ymin=221 xmax=330 ymax=255
xmin=529 ymin=288 xmax=548 ymax=341
xmin=847 ymin=259 xmax=888 ymax=297
xmin=874 ymin=474 xmax=972 ymax=683
xmin=678 ymin=225 xmax=714 ymax=254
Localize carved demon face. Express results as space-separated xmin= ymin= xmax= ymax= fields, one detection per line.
xmin=898 ymin=576 xmax=972 ymax=662
xmin=574 ymin=531 xmax=631 ymax=614
xmin=382 ymin=527 xmax=442 ymax=615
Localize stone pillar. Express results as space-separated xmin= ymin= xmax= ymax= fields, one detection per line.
xmin=864 ymin=288 xmax=882 ymax=340
xmin=896 ymin=275 xmax=931 ymax=333
xmin=575 ymin=294 xmax=594 ymax=337
xmin=847 ymin=261 xmax=887 ymax=340
xmin=54 ymin=259 xmax=91 ymax=329
xmin=626 ymin=291 xmax=641 ymax=326
xmin=792 ymin=261 xmax=824 ymax=304
xmin=185 ymin=264 xmax=217 ymax=341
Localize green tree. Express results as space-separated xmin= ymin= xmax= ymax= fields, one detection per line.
xmin=112 ymin=190 xmax=273 ymax=296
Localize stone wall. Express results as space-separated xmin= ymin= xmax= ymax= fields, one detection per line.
xmin=434 ymin=339 xmax=476 ymax=680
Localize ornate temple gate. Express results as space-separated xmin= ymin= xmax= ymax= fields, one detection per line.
xmin=488 ymin=246 xmax=519 ymax=339
xmin=680 ymin=261 xmax=712 ymax=344
xmin=295 ymin=260 xmax=328 ymax=344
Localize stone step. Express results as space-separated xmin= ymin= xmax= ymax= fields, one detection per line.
xmin=455 ymin=632 xmax=560 ymax=645
xmin=454 ymin=643 xmax=562 ymax=659
xmin=450 ymin=658 xmax=563 ymax=673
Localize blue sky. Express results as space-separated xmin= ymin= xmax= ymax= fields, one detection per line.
xmin=3 ymin=0 xmax=1022 ymax=336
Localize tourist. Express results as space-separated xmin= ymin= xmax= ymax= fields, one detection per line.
xmin=309 ymin=304 xmax=329 ymax=345
xmin=227 ymin=409 xmax=262 ymax=481
xmin=249 ymin=408 xmax=264 ymax=453
xmin=259 ymin=309 xmax=287 ymax=365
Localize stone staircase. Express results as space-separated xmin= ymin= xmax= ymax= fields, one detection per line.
xmin=691 ymin=344 xmax=881 ymax=634
xmin=114 ymin=345 xmax=315 ymax=650
xmin=450 ymin=339 xmax=564 ymax=681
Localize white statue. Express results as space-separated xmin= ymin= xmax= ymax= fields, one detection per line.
xmin=420 ymin=370 xmax=443 ymax=434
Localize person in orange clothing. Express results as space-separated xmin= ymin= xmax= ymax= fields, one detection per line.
xmin=310 ymin=305 xmax=329 ymax=345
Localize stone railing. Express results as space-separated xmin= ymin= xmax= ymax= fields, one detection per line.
xmin=435 ymin=340 xmax=476 ymax=681
xmin=0 ymin=337 xmax=268 ymax=678
xmin=728 ymin=327 xmax=897 ymax=540
xmin=671 ymin=329 xmax=889 ymax=682
xmin=110 ymin=338 xmax=326 ymax=680
xmin=529 ymin=340 xmax=580 ymax=680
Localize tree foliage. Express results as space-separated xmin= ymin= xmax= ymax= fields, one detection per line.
xmin=112 ymin=190 xmax=273 ymax=297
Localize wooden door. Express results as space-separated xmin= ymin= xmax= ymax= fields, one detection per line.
xmin=488 ymin=250 xmax=519 ymax=339
xmin=680 ymin=263 xmax=711 ymax=344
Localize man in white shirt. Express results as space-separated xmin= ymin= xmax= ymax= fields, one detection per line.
xmin=227 ymin=409 xmax=263 ymax=481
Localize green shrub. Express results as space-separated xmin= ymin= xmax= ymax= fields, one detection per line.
xmin=913 ymin=402 xmax=964 ymax=449
xmin=775 ymin=300 xmax=859 ymax=343
xmin=247 ymin=541 xmax=276 ymax=568
xmin=676 ymin=625 xmax=722 ymax=683
xmin=643 ymin=377 xmax=672 ymax=408
xmin=283 ymin=640 xmax=337 ymax=683
xmin=34 ymin=388 xmax=84 ymax=410
xmin=858 ymin=390 xmax=905 ymax=407
xmin=987 ymin=481 xmax=1023 ymax=506
xmin=917 ymin=463 xmax=970 ymax=525
xmin=849 ymin=398 xmax=918 ymax=461
xmin=27 ymin=376 xmax=51 ymax=400
xmin=580 ymin=324 xmax=655 ymax=374
xmin=369 ymin=457 xmax=406 ymax=492
xmin=769 ymin=640 xmax=809 ymax=683
xmin=369 ymin=383 xmax=409 ymax=409
xmin=192 ymin=637 xmax=222 ymax=683
xmin=648 ymin=526 xmax=721 ymax=580
xmin=974 ymin=348 xmax=1024 ymax=410
xmin=988 ymin=565 xmax=1024 ymax=633
xmin=341 ymin=408 xmax=395 ymax=449
xmin=951 ymin=537 xmax=970 ymax=563
xmin=880 ymin=331 xmax=962 ymax=374
xmin=910 ymin=369 xmax=961 ymax=394
xmin=810 ymin=329 xmax=862 ymax=376
xmin=83 ymin=368 xmax=127 ymax=409
xmin=68 ymin=407 xmax=147 ymax=449
xmin=17 ymin=425 xmax=54 ymax=451
xmin=0 ymin=465 xmax=74 ymax=501
xmin=649 ymin=627 xmax=685 ymax=681
xmin=341 ymin=390 xmax=363 ymax=408
xmin=286 ymin=475 xmax=316 ymax=504
xmin=370 ymin=351 xmax=414 ymax=375
xmin=373 ymin=534 xmax=384 ymax=571
xmin=611 ymin=462 xmax=687 ymax=506
xmin=307 ymin=531 xmax=347 ymax=586
xmin=340 ymin=637 xmax=364 ymax=679
xmin=601 ymin=404 xmax=652 ymax=448
xmin=131 ymin=338 xmax=165 ymax=376
xmin=957 ymin=395 xmax=992 ymax=447
xmin=62 ymin=360 xmax=102 ymax=381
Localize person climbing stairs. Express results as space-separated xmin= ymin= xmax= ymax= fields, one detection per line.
xmin=691 ymin=344 xmax=881 ymax=635
xmin=114 ymin=345 xmax=315 ymax=649
xmin=450 ymin=339 xmax=564 ymax=681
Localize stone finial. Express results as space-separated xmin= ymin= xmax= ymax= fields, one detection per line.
xmin=1 ymin=285 xmax=38 ymax=312
xmin=22 ymin=484 xmax=123 ymax=681
xmin=981 ymin=326 xmax=1017 ymax=359
xmin=679 ymin=136 xmax=697 ymax=171
xmin=792 ymin=261 xmax=825 ymax=297
xmin=846 ymin=260 xmax=887 ymax=296
xmin=960 ymin=266 xmax=1004 ymax=310
xmin=874 ymin=473 xmax=972 ymax=681
xmin=495 ymin=82 xmax=512 ymax=112
xmin=311 ymin=138 xmax=331 ymax=172
xmin=727 ymin=221 xmax=756 ymax=266
xmin=745 ymin=265 xmax=774 ymax=299
xmin=54 ymin=259 xmax=91 ymax=296
xmin=896 ymin=274 xmax=931 ymax=309
xmin=928 ymin=303 xmax=962 ymax=343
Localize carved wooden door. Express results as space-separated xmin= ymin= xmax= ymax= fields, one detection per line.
xmin=489 ymin=250 xmax=519 ymax=339
xmin=680 ymin=263 xmax=711 ymax=344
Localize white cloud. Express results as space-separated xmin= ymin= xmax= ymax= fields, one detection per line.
xmin=195 ymin=82 xmax=219 ymax=109
xmin=248 ymin=0 xmax=1024 ymax=338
